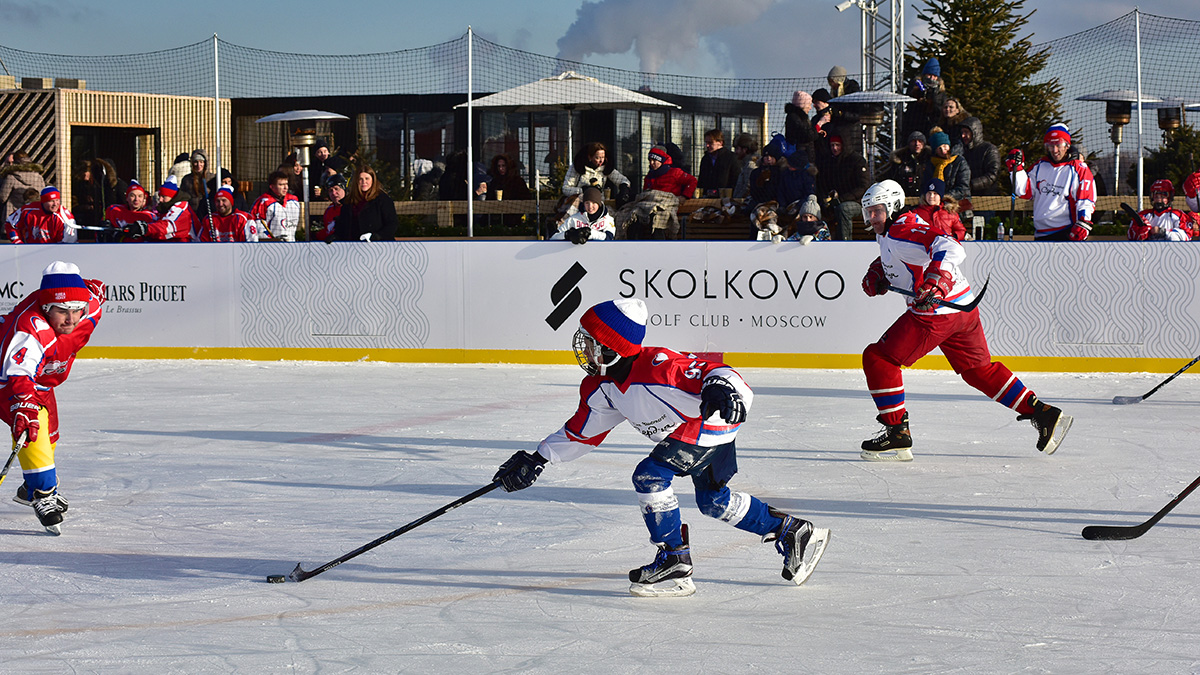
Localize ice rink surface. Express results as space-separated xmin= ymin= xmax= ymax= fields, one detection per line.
xmin=2 ymin=359 xmax=1199 ymax=673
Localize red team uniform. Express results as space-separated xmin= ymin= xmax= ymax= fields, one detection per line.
xmin=10 ymin=187 xmax=78 ymax=244
xmin=1129 ymin=179 xmax=1194 ymax=241
xmin=1011 ymin=124 xmax=1096 ymax=241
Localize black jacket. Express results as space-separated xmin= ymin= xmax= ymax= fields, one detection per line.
xmin=334 ymin=193 xmax=398 ymax=241
xmin=815 ymin=149 xmax=870 ymax=204
xmin=960 ymin=117 xmax=1001 ymax=196
xmin=697 ymin=147 xmax=740 ymax=194
xmin=784 ymin=103 xmax=820 ymax=168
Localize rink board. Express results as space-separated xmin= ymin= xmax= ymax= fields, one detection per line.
xmin=1 ymin=241 xmax=1196 ymax=371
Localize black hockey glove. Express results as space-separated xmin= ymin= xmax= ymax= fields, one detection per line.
xmin=123 ymin=221 xmax=148 ymax=237
xmin=493 ymin=450 xmax=548 ymax=492
xmin=700 ymin=377 xmax=747 ymax=425
xmin=567 ymin=227 xmax=590 ymax=245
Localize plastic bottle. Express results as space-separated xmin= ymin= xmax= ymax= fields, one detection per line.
xmin=997 ymin=223 xmax=1004 ymax=241
xmin=1007 ymin=227 xmax=1014 ymax=241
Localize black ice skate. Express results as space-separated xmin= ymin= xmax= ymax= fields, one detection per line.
xmin=32 ymin=488 xmax=65 ymax=535
xmin=860 ymin=412 xmax=913 ymax=462
xmin=764 ymin=508 xmax=829 ymax=586
xmin=629 ymin=523 xmax=695 ymax=597
xmin=14 ymin=483 xmax=68 ymax=512
xmin=1018 ymin=398 xmax=1073 ymax=455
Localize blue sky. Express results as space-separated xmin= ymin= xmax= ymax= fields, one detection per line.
xmin=0 ymin=0 xmax=1194 ymax=79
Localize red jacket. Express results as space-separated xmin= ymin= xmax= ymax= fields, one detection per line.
xmin=643 ymin=167 xmax=697 ymax=199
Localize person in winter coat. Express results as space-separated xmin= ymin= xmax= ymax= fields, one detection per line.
xmin=0 ymin=151 xmax=46 ymax=224
xmin=71 ymin=159 xmax=123 ymax=231
xmin=920 ymin=130 xmax=971 ymax=201
xmin=562 ymin=142 xmax=632 ymax=204
xmin=696 ymin=130 xmax=740 ymax=196
xmin=746 ymin=135 xmax=789 ymax=210
xmin=553 ymin=187 xmax=615 ymax=243
xmin=642 ymin=145 xmax=697 ymax=199
xmin=784 ymin=90 xmax=819 ymax=167
xmin=731 ymin=133 xmax=759 ymax=201
xmin=181 ymin=149 xmax=213 ymax=224
xmin=776 ymin=148 xmax=816 ymax=209
xmin=815 ymin=135 xmax=871 ymax=240
xmin=901 ymin=58 xmax=947 ymax=140
xmin=910 ymin=178 xmax=966 ymax=241
xmin=936 ymin=98 xmax=971 ymax=150
xmin=880 ymin=132 xmax=932 ymax=197
xmin=823 ymin=66 xmax=864 ymax=156
xmin=334 ymin=165 xmax=398 ymax=242
xmin=487 ymin=153 xmax=532 ymax=227
xmin=958 ymin=117 xmax=1000 ymax=197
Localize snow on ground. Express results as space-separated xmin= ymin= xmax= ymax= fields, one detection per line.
xmin=2 ymin=360 xmax=1199 ymax=673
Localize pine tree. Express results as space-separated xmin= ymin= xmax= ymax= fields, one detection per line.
xmin=1137 ymin=123 xmax=1200 ymax=195
xmin=906 ymin=0 xmax=1064 ymax=165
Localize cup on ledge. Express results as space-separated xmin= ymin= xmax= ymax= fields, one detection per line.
xmin=694 ymin=188 xmax=701 ymax=199
xmin=494 ymin=189 xmax=503 ymax=201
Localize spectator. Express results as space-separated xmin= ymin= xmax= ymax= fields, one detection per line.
xmin=731 ymin=133 xmax=759 ymax=201
xmin=250 ymin=170 xmax=302 ymax=241
xmin=310 ymin=139 xmax=347 ymax=199
xmin=561 ymin=142 xmax=632 ymax=204
xmin=810 ymin=89 xmax=834 ymax=159
xmin=0 ymin=150 xmax=46 ymax=224
xmin=197 ymin=186 xmax=257 ymax=242
xmin=552 ymin=187 xmax=615 ymax=244
xmin=1008 ymin=123 xmax=1096 ymax=241
xmin=313 ymin=173 xmax=346 ymax=242
xmin=824 ymin=66 xmax=864 ymax=155
xmin=921 ymin=130 xmax=970 ymax=201
xmin=746 ymin=136 xmax=788 ymax=211
xmin=206 ymin=167 xmax=250 ymax=213
xmin=71 ymin=159 xmax=122 ymax=231
xmin=169 ymin=152 xmax=192 ymax=183
xmin=880 ymin=131 xmax=931 ymax=197
xmin=1129 ymin=179 xmax=1193 ymax=241
xmin=439 ymin=150 xmax=490 ymax=201
xmin=412 ymin=158 xmax=444 ymax=201
xmin=278 ymin=153 xmax=305 ymax=198
xmin=642 ymin=145 xmax=697 ymax=200
xmin=959 ymin=117 xmax=1000 ymax=198
xmin=937 ymin=98 xmax=970 ymax=148
xmin=696 ymin=130 xmax=740 ymax=197
xmin=181 ymin=149 xmax=213 ymax=228
xmin=488 ymin=153 xmax=532 ymax=227
xmin=785 ymin=90 xmax=819 ymax=166
xmin=335 ymin=165 xmax=398 ymax=242
xmin=104 ymin=180 xmax=157 ymax=242
xmin=815 ymin=135 xmax=870 ymax=240
xmin=11 ymin=187 xmax=77 ymax=244
xmin=910 ymin=178 xmax=966 ymax=241
xmin=902 ymin=57 xmax=947 ymax=140
xmin=4 ymin=187 xmax=41 ymax=241
xmin=776 ymin=147 xmax=816 ymax=210
xmin=786 ymin=194 xmax=831 ymax=244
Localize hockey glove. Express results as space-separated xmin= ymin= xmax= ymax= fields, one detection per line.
xmin=10 ymin=396 xmax=40 ymax=444
xmin=1004 ymin=149 xmax=1024 ymax=173
xmin=122 ymin=221 xmax=148 ymax=237
xmin=700 ymin=377 xmax=747 ymax=425
xmin=493 ymin=450 xmax=548 ymax=492
xmin=1070 ymin=221 xmax=1092 ymax=241
xmin=862 ymin=257 xmax=888 ymax=297
xmin=85 ymin=278 xmax=106 ymax=305
xmin=567 ymin=227 xmax=591 ymax=245
xmin=914 ymin=265 xmax=954 ymax=310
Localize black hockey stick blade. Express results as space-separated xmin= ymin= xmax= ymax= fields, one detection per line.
xmin=1111 ymin=353 xmax=1200 ymax=405
xmin=887 ymin=276 xmax=989 ymax=312
xmin=1082 ymin=473 xmax=1200 ymax=540
xmin=1120 ymin=202 xmax=1150 ymax=232
xmin=288 ymin=481 xmax=503 ymax=582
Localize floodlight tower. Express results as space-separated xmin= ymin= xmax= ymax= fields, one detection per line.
xmin=836 ymin=0 xmax=904 ymax=152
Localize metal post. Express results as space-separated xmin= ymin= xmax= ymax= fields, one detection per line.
xmin=466 ymin=26 xmax=474 ymax=237
xmin=1135 ymin=9 xmax=1144 ymax=209
xmin=211 ymin=34 xmax=220 ymax=242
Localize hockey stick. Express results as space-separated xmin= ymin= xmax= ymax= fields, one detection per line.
xmin=1082 ymin=473 xmax=1200 ymax=540
xmin=286 ymin=481 xmax=502 ymax=582
xmin=0 ymin=430 xmax=29 ymax=488
xmin=1112 ymin=353 xmax=1200 ymax=405
xmin=887 ymin=275 xmax=990 ymax=313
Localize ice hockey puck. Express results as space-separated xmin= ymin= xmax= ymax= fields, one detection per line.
xmin=266 ymin=575 xmax=286 ymax=583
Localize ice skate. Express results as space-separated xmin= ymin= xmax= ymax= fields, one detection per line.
xmin=14 ymin=483 xmax=68 ymax=512
xmin=629 ymin=524 xmax=695 ymax=598
xmin=1018 ymin=399 xmax=1072 ymax=455
xmin=765 ymin=508 xmax=829 ymax=586
xmin=32 ymin=488 xmax=65 ymax=535
xmin=860 ymin=412 xmax=913 ymax=462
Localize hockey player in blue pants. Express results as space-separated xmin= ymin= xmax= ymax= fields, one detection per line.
xmin=494 ymin=297 xmax=830 ymax=597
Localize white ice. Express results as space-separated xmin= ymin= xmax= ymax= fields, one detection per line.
xmin=3 ymin=360 xmax=1199 ymax=673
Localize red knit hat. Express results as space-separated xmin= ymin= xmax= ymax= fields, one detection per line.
xmin=648 ymin=146 xmax=671 ymax=164
xmin=579 ymin=298 xmax=648 ymax=357
xmin=40 ymin=186 xmax=60 ymax=202
xmin=1043 ymin=123 xmax=1070 ymax=145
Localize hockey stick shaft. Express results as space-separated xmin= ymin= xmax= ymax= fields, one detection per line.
xmin=289 ymin=481 xmax=503 ymax=582
xmin=1082 ymin=472 xmax=1200 ymax=540
xmin=1112 ymin=353 xmax=1200 ymax=405
xmin=0 ymin=431 xmax=29 ymax=488
xmin=887 ymin=276 xmax=989 ymax=313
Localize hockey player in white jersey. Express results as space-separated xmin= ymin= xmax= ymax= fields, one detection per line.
xmin=493 ymin=298 xmax=829 ymax=597
xmin=1129 ymin=179 xmax=1194 ymax=241
xmin=1006 ymin=123 xmax=1096 ymax=241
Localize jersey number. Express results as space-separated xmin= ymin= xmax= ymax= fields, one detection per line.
xmin=683 ymin=360 xmax=707 ymax=379
xmin=11 ymin=347 xmax=26 ymax=364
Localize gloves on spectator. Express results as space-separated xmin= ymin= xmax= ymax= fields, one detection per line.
xmin=700 ymin=377 xmax=747 ymax=425
xmin=493 ymin=450 xmax=548 ymax=492
xmin=862 ymin=257 xmax=889 ymax=297
xmin=566 ymin=227 xmax=591 ymax=245
xmin=1004 ymin=149 xmax=1024 ymax=173
xmin=10 ymin=396 xmax=39 ymax=444
xmin=85 ymin=278 xmax=106 ymax=305
xmin=914 ymin=264 xmax=954 ymax=310
xmin=1070 ymin=221 xmax=1092 ymax=241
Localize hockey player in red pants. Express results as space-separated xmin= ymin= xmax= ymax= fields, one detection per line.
xmin=858 ymin=179 xmax=1073 ymax=461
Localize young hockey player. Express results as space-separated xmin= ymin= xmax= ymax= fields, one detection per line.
xmin=0 ymin=261 xmax=104 ymax=534
xmin=1128 ymin=179 xmax=1194 ymax=241
xmin=859 ymin=179 xmax=1072 ymax=461
xmin=492 ymin=298 xmax=829 ymax=597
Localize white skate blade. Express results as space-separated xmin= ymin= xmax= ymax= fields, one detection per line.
xmin=1041 ymin=413 xmax=1073 ymax=455
xmin=43 ymin=523 xmax=61 ymax=536
xmin=860 ymin=447 xmax=913 ymax=462
xmin=629 ymin=576 xmax=696 ymax=598
xmin=786 ymin=528 xmax=829 ymax=586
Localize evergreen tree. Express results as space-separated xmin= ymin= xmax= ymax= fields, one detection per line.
xmin=905 ymin=0 xmax=1064 ymax=167
xmin=1135 ymin=123 xmax=1200 ymax=196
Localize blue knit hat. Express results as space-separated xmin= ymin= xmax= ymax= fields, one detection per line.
xmin=922 ymin=58 xmax=941 ymax=77
xmin=923 ymin=178 xmax=946 ymax=197
xmin=929 ymin=131 xmax=951 ymax=149
xmin=39 ymin=261 xmax=89 ymax=309
xmin=763 ymin=134 xmax=795 ymax=160
xmin=580 ymin=299 xmax=647 ymax=357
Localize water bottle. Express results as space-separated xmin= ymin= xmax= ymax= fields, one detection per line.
xmin=997 ymin=222 xmax=1004 ymax=241
xmin=1007 ymin=227 xmax=1013 ymax=241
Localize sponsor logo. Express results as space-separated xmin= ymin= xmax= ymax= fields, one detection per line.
xmin=0 ymin=281 xmax=24 ymax=299
xmin=546 ymin=262 xmax=587 ymax=330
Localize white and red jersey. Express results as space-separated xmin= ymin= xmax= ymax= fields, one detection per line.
xmin=1183 ymin=171 xmax=1200 ymax=214
xmin=536 ymin=348 xmax=753 ymax=464
xmin=554 ymin=210 xmax=616 ymax=241
xmin=878 ymin=210 xmax=978 ymax=317
xmin=13 ymin=204 xmax=78 ymax=244
xmin=1130 ymin=208 xmax=1194 ymax=241
xmin=143 ymin=201 xmax=194 ymax=242
xmin=1013 ymin=157 xmax=1096 ymax=238
xmin=196 ymin=210 xmax=258 ymax=242
xmin=0 ymin=289 xmax=102 ymax=404
xmin=314 ymin=203 xmax=340 ymax=242
xmin=249 ymin=192 xmax=301 ymax=241
xmin=106 ymin=203 xmax=157 ymax=241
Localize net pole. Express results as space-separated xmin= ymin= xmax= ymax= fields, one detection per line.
xmin=1135 ymin=8 xmax=1144 ymax=209
xmin=212 ymin=34 xmax=221 ymax=241
xmin=467 ymin=26 xmax=474 ymax=237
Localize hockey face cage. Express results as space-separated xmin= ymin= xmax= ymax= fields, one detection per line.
xmin=573 ymin=327 xmax=621 ymax=376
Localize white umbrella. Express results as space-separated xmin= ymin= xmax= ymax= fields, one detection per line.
xmin=256 ymin=110 xmax=350 ymax=241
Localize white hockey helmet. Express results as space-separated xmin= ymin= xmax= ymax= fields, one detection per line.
xmin=861 ymin=180 xmax=905 ymax=219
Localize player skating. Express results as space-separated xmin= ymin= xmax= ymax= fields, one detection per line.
xmin=492 ymin=298 xmax=829 ymax=597
xmin=0 ymin=262 xmax=104 ymax=534
xmin=858 ymin=179 xmax=1072 ymax=461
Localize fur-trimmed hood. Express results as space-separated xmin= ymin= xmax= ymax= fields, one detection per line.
xmin=1 ymin=162 xmax=44 ymax=179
